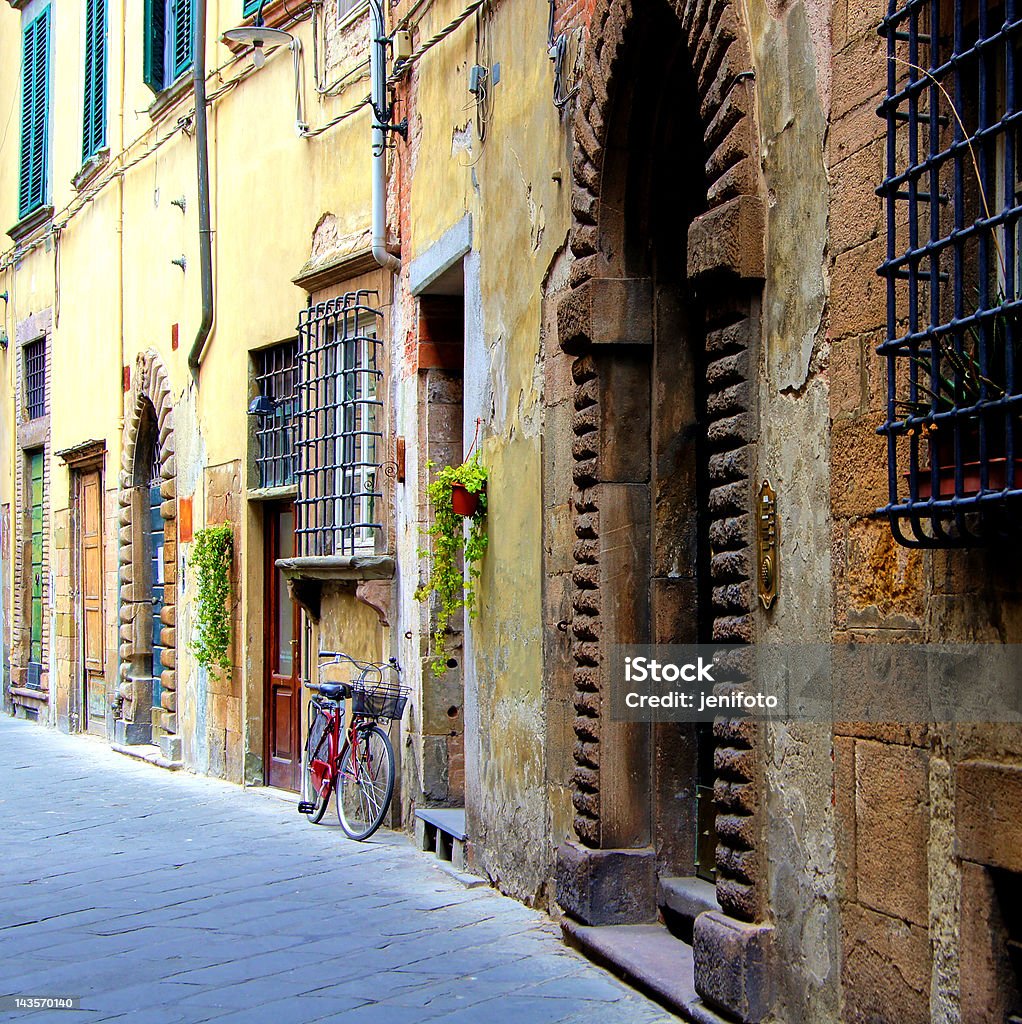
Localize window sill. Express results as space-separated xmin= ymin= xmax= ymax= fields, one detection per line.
xmin=276 ymin=554 xmax=395 ymax=582
xmin=72 ymin=147 xmax=110 ymax=192
xmin=224 ymin=0 xmax=314 ymax=54
xmin=247 ymin=484 xmax=298 ymax=502
xmin=338 ymin=1 xmax=369 ymax=31
xmin=148 ymin=74 xmax=194 ymax=123
xmin=7 ymin=204 xmax=53 ymax=245
xmin=278 ymin=554 xmax=394 ymax=620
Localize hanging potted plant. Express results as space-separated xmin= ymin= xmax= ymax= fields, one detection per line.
xmin=415 ymin=429 xmax=488 ymax=677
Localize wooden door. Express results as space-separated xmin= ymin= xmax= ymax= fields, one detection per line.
xmin=78 ymin=469 xmax=105 ymax=735
xmin=264 ymin=506 xmax=301 ymax=791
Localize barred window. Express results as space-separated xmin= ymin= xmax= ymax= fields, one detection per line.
xmin=24 ymin=339 xmax=45 ymax=420
xmin=878 ymin=1 xmax=1022 ymax=546
xmin=253 ymin=341 xmax=299 ymax=489
xmin=295 ymin=291 xmax=384 ymax=558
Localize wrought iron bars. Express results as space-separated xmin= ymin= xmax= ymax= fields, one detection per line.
xmin=253 ymin=340 xmax=299 ymax=489
xmin=295 ymin=291 xmax=384 ymax=558
xmin=877 ymin=0 xmax=1022 ymax=545
xmin=24 ymin=338 xmax=45 ymax=420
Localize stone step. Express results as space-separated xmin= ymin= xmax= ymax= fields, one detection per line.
xmin=657 ymin=876 xmax=719 ymax=934
xmin=415 ymin=807 xmax=468 ymax=871
xmin=561 ymin=920 xmax=731 ymax=1024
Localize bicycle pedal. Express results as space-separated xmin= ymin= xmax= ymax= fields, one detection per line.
xmin=297 ymin=801 xmax=315 ymax=814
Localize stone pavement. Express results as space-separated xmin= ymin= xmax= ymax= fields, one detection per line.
xmin=0 ymin=715 xmax=675 ymax=1024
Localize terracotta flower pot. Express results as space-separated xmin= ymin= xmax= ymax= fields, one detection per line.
xmin=451 ymin=483 xmax=482 ymax=516
xmin=915 ymin=424 xmax=1022 ymax=499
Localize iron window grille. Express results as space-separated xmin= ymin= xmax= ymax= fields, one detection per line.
xmin=295 ymin=291 xmax=384 ymax=558
xmin=253 ymin=341 xmax=299 ymax=489
xmin=24 ymin=339 xmax=46 ymax=420
xmin=878 ymin=0 xmax=1022 ymax=546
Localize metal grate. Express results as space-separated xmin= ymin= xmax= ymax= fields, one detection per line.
xmin=253 ymin=341 xmax=299 ymax=489
xmin=24 ymin=339 xmax=45 ymax=420
xmin=295 ymin=291 xmax=384 ymax=558
xmin=877 ymin=1 xmax=1022 ymax=546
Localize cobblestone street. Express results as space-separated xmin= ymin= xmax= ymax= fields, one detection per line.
xmin=0 ymin=716 xmax=674 ymax=1024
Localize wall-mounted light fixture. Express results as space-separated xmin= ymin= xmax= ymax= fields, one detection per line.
xmin=222 ymin=0 xmax=293 ymax=68
xmin=248 ymin=394 xmax=278 ymax=416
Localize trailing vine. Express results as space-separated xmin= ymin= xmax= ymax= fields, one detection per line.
xmin=415 ymin=451 xmax=488 ymax=676
xmin=189 ymin=524 xmax=234 ymax=677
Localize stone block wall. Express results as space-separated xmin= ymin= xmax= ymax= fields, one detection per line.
xmin=830 ymin=2 xmax=1022 ymax=1020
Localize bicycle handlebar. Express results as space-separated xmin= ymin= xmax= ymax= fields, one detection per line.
xmin=317 ymin=651 xmax=402 ymax=676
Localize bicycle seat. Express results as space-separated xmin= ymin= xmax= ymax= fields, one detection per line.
xmin=312 ymin=682 xmax=351 ymax=701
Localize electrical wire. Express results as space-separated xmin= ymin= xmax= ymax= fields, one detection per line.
xmin=389 ymin=0 xmax=489 ymax=82
xmin=551 ymin=28 xmax=581 ymax=108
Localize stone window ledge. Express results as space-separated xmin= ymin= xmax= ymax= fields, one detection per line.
xmin=148 ymin=75 xmax=194 ymax=123
xmin=247 ymin=484 xmax=298 ymax=503
xmin=276 ymin=554 xmax=394 ymax=582
xmin=7 ymin=204 xmax=53 ymax=245
xmin=72 ymin=148 xmax=110 ymax=192
xmin=278 ymin=555 xmax=395 ymax=621
xmin=10 ymin=686 xmax=48 ymax=703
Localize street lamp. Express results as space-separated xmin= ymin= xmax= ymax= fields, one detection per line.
xmin=222 ymin=0 xmax=293 ymax=68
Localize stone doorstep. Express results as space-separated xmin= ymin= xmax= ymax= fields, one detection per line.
xmin=658 ymin=876 xmax=720 ymax=927
xmin=561 ymin=920 xmax=732 ymax=1024
xmin=110 ymin=741 xmax=182 ymax=771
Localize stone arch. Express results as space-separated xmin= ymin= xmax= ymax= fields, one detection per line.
xmin=116 ymin=350 xmax=179 ymax=760
xmin=556 ymin=0 xmax=766 ymax=928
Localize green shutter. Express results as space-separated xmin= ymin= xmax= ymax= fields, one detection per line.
xmin=82 ymin=0 xmax=108 ymax=160
xmin=243 ymin=0 xmax=260 ymax=16
xmin=170 ymin=0 xmax=193 ymax=82
xmin=18 ymin=8 xmax=50 ymax=219
xmin=144 ymin=0 xmax=167 ymax=93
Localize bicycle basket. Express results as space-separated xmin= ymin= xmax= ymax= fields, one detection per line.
xmin=352 ymin=682 xmax=411 ymax=720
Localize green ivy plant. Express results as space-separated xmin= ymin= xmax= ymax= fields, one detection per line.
xmin=189 ymin=524 xmax=234 ymax=677
xmin=415 ymin=452 xmax=488 ymax=676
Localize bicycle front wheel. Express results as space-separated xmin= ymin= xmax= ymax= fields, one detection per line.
xmin=337 ymin=723 xmax=395 ymax=840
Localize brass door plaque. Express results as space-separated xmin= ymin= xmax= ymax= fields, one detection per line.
xmin=757 ymin=480 xmax=778 ymax=610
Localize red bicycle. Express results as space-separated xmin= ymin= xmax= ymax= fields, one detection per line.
xmin=298 ymin=651 xmax=409 ymax=840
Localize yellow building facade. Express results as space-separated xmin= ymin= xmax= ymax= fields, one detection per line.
xmin=0 ymin=0 xmax=572 ymax=898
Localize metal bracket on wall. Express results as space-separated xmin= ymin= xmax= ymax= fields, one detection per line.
xmin=757 ymin=479 xmax=778 ymax=610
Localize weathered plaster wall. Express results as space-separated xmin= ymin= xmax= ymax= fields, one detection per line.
xmin=747 ymin=0 xmax=838 ymax=1020
xmin=394 ymin=0 xmax=570 ymax=899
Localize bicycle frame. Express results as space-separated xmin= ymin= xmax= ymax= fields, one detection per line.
xmin=303 ymin=695 xmax=378 ymax=803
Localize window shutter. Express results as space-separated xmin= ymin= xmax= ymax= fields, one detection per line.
xmin=143 ymin=0 xmax=167 ymax=93
xmin=19 ymin=9 xmax=50 ymax=219
xmin=170 ymin=0 xmax=193 ymax=82
xmin=243 ymin=0 xmax=260 ymax=16
xmin=82 ymin=0 xmax=108 ymax=160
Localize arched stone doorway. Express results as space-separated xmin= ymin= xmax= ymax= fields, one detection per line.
xmin=114 ymin=350 xmax=179 ymax=763
xmin=554 ymin=0 xmax=771 ymax=1017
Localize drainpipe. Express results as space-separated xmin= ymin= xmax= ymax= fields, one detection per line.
xmin=369 ymin=0 xmax=400 ymax=273
xmin=189 ymin=0 xmax=215 ymax=371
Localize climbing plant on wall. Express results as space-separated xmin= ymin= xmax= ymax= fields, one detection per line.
xmin=189 ymin=523 xmax=234 ymax=676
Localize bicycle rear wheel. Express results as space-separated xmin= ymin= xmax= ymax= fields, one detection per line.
xmin=337 ymin=723 xmax=395 ymax=840
xmin=304 ymin=706 xmax=334 ymax=824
